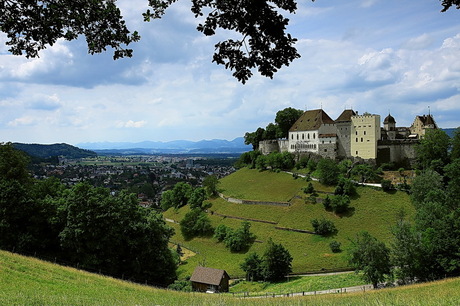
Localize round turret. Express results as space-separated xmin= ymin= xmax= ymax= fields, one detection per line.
xmin=383 ymin=114 xmax=396 ymax=124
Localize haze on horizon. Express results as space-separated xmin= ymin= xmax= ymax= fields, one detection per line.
xmin=1 ymin=0 xmax=460 ymax=146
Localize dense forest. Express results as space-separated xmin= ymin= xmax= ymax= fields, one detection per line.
xmin=13 ymin=143 xmax=97 ymax=159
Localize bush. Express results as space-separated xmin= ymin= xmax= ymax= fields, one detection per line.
xmin=329 ymin=240 xmax=342 ymax=253
xmin=330 ymin=195 xmax=351 ymax=214
xmin=334 ymin=178 xmax=356 ymax=196
xmin=303 ymin=182 xmax=315 ymax=194
xmin=311 ymin=218 xmax=338 ymax=236
xmin=168 ymin=280 xmax=192 ymax=292
xmin=180 ymin=209 xmax=214 ymax=240
xmin=317 ymin=158 xmax=340 ymax=186
xmin=381 ymin=179 xmax=393 ymax=192
xmin=214 ymin=224 xmax=232 ymax=242
xmin=323 ymin=195 xmax=332 ymax=210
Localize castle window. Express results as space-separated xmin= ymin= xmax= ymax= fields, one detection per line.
xmin=364 ymin=131 xmax=366 ymax=135
xmin=356 ymin=151 xmax=358 ymax=155
xmin=302 ymin=134 xmax=304 ymax=140
xmin=307 ymin=133 xmax=310 ymax=139
xmin=355 ymin=131 xmax=358 ymax=135
xmin=356 ymin=138 xmax=358 ymax=142
xmin=313 ymin=133 xmax=316 ymax=139
xmin=297 ymin=134 xmax=299 ymax=140
xmin=324 ymin=149 xmax=327 ymax=152
xmin=361 ymin=138 xmax=363 ymax=142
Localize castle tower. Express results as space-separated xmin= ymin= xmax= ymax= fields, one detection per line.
xmin=351 ymin=114 xmax=381 ymax=160
xmin=383 ymin=113 xmax=396 ymax=140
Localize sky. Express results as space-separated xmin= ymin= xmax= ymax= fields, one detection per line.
xmin=1 ymin=0 xmax=460 ymax=146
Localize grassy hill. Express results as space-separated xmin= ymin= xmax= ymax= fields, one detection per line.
xmin=164 ymin=168 xmax=415 ymax=278
xmin=1 ymin=250 xmax=460 ymax=305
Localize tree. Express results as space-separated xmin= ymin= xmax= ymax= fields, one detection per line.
xmin=329 ymin=241 xmax=341 ymax=253
xmin=223 ymin=221 xmax=256 ymax=252
xmin=180 ymin=208 xmax=213 ymax=240
xmin=240 ymin=253 xmax=264 ymax=281
xmin=160 ymin=182 xmax=193 ymax=210
xmin=262 ymin=238 xmax=293 ymax=281
xmin=264 ymin=123 xmax=282 ymax=140
xmin=0 ymin=142 xmax=31 ymax=184
xmin=410 ymin=169 xmax=444 ymax=209
xmin=450 ymin=128 xmax=460 ymax=160
xmin=391 ymin=219 xmax=428 ymax=283
xmin=203 ymin=175 xmax=219 ymax=197
xmin=416 ymin=129 xmax=451 ymax=171
xmin=351 ymin=164 xmax=376 ymax=183
xmin=214 ymin=224 xmax=232 ymax=242
xmin=348 ymin=231 xmax=392 ymax=288
xmin=188 ymin=187 xmax=206 ymax=210
xmin=244 ymin=127 xmax=265 ymax=151
xmin=334 ymin=177 xmax=356 ymax=196
xmin=275 ymin=108 xmax=304 ymax=138
xmin=330 ymin=195 xmax=351 ymax=214
xmin=317 ymin=158 xmax=340 ymax=186
xmin=311 ymin=218 xmax=337 ymax=236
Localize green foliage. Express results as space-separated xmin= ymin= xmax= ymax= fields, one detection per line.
xmin=0 ymin=143 xmax=31 ymax=183
xmin=450 ymin=127 xmax=460 ymax=160
xmin=330 ymin=195 xmax=351 ymax=214
xmin=303 ymin=182 xmax=315 ymax=194
xmin=263 ymin=152 xmax=295 ymax=171
xmin=295 ymin=155 xmax=310 ymax=170
xmin=311 ymin=218 xmax=338 ymax=236
xmin=329 ymin=240 xmax=342 ymax=253
xmin=317 ymin=158 xmax=340 ymax=186
xmin=255 ymin=154 xmax=268 ymax=170
xmin=214 ymin=224 xmax=232 ymax=242
xmin=322 ymin=195 xmax=332 ymax=210
xmin=263 ymin=123 xmax=282 ymax=140
xmin=13 ymin=143 xmax=96 ymax=159
xmin=410 ymin=170 xmax=443 ymax=209
xmin=240 ymin=252 xmax=264 ymax=281
xmin=416 ymin=129 xmax=451 ymax=171
xmin=262 ymin=238 xmax=293 ymax=282
xmin=351 ymin=164 xmax=377 ymax=183
xmin=349 ymin=231 xmax=392 ymax=288
xmin=381 ymin=179 xmax=393 ymax=192
xmin=203 ymin=175 xmax=219 ymax=197
xmin=161 ymin=182 xmax=193 ymax=210
xmin=334 ymin=177 xmax=356 ymax=196
xmin=215 ymin=222 xmax=256 ymax=253
xmin=167 ymin=280 xmax=192 ymax=292
xmin=275 ymin=108 xmax=304 ymax=138
xmin=179 ymin=209 xmax=214 ymax=240
xmin=236 ymin=150 xmax=262 ymax=169
xmin=188 ymin=187 xmax=206 ymax=209
xmin=244 ymin=128 xmax=265 ymax=150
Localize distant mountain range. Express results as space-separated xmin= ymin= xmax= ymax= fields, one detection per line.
xmin=77 ymin=137 xmax=252 ymax=154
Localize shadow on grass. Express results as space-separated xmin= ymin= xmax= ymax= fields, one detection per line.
xmin=337 ymin=207 xmax=356 ymax=218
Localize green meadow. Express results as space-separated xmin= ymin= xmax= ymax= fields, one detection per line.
xmin=163 ymin=168 xmax=415 ymax=278
xmin=1 ymin=250 xmax=459 ymax=305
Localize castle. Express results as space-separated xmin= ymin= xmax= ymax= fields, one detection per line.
xmin=259 ymin=109 xmax=438 ymax=164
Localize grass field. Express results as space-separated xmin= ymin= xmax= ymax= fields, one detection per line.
xmin=1 ymin=250 xmax=460 ymax=305
xmin=164 ymin=168 xmax=415 ymax=279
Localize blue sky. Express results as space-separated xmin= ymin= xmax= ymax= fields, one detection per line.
xmin=1 ymin=0 xmax=460 ymax=145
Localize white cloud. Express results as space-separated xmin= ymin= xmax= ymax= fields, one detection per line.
xmin=117 ymin=120 xmax=148 ymax=128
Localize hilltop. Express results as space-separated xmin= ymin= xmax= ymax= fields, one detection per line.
xmin=12 ymin=143 xmax=96 ymax=159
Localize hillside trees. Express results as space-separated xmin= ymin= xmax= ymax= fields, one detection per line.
xmin=416 ymin=129 xmax=451 ymax=172
xmin=203 ymin=175 xmax=219 ymax=197
xmin=241 ymin=238 xmax=292 ymax=282
xmin=349 ymin=231 xmax=392 ymax=288
xmin=180 ymin=208 xmax=214 ymax=240
xmin=0 ymin=143 xmax=178 ymax=287
xmin=317 ymin=158 xmax=340 ymax=186
xmin=214 ymin=221 xmax=256 ymax=252
xmin=161 ymin=182 xmax=193 ymax=210
xmin=275 ymin=107 xmax=304 ymax=138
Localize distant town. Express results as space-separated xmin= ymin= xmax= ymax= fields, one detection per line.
xmin=32 ymin=155 xmax=237 ymax=208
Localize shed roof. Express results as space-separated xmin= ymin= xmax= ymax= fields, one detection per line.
xmin=289 ymin=109 xmax=335 ymax=132
xmin=190 ymin=267 xmax=228 ymax=286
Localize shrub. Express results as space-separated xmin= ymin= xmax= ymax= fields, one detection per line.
xmin=311 ymin=218 xmax=338 ymax=236
xmin=329 ymin=240 xmax=342 ymax=253
xmin=180 ymin=209 xmax=214 ymax=240
xmin=214 ymin=224 xmax=232 ymax=242
xmin=303 ymin=182 xmax=315 ymax=194
xmin=330 ymin=194 xmax=350 ymax=214
xmin=334 ymin=178 xmax=356 ymax=196
xmin=323 ymin=195 xmax=332 ymax=210
xmin=317 ymin=158 xmax=340 ymax=185
xmin=381 ymin=179 xmax=393 ymax=192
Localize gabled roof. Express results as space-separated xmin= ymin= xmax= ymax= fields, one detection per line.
xmin=190 ymin=267 xmax=228 ymax=285
xmin=289 ymin=109 xmax=335 ymax=132
xmin=416 ymin=114 xmax=436 ymax=126
xmin=335 ymin=109 xmax=356 ymax=122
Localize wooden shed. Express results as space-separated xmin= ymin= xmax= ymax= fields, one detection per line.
xmin=190 ymin=266 xmax=230 ymax=293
